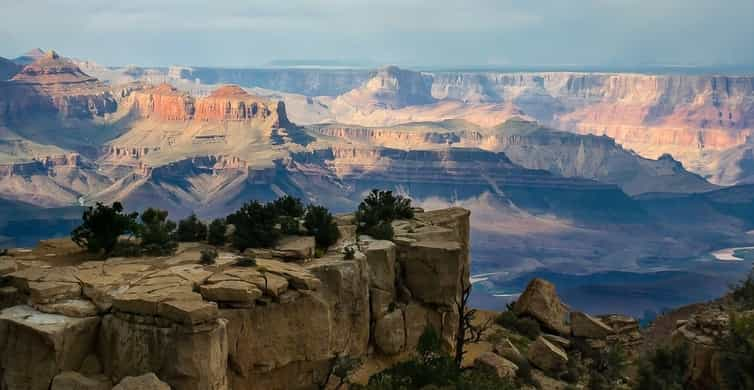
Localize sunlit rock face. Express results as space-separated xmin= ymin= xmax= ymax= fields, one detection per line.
xmin=0 ymin=207 xmax=470 ymax=390
xmin=0 ymin=51 xmax=117 ymax=121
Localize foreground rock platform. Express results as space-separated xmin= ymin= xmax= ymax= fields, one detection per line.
xmin=0 ymin=207 xmax=470 ymax=390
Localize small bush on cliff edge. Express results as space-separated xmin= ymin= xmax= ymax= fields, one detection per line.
xmin=137 ymin=208 xmax=178 ymax=256
xmin=634 ymin=344 xmax=689 ymax=390
xmin=717 ymin=313 xmax=754 ymax=390
xmin=227 ymin=201 xmax=280 ymax=251
xmin=355 ymin=189 xmax=413 ymax=240
xmin=176 ymin=213 xmax=207 ymax=242
xmin=304 ymin=204 xmax=340 ymax=249
xmin=207 ymin=218 xmax=228 ymax=246
xmin=71 ymin=202 xmax=138 ymax=256
xmin=358 ymin=326 xmax=515 ymax=390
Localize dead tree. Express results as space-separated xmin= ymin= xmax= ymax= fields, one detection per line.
xmin=454 ymin=274 xmax=495 ymax=368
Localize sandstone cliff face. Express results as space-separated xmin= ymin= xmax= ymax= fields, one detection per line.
xmin=124 ymin=84 xmax=289 ymax=127
xmin=0 ymin=207 xmax=470 ymax=390
xmin=0 ymin=51 xmax=117 ymax=121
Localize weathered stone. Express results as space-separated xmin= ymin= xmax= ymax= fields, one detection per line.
xmin=474 ymin=352 xmax=518 ymax=379
xmin=364 ymin=240 xmax=396 ymax=292
xmin=51 ymin=371 xmax=111 ymax=390
xmin=112 ymin=373 xmax=170 ymax=390
xmin=493 ymin=337 xmax=524 ymax=363
xmin=543 ymin=333 xmax=571 ymax=349
xmin=370 ymin=287 xmax=393 ymax=319
xmin=514 ymin=278 xmax=570 ymax=335
xmin=398 ymin=241 xmax=465 ymax=307
xmin=374 ymin=309 xmax=405 ymax=355
xmin=0 ymin=305 xmax=99 ymax=390
xmin=261 ymin=273 xmax=289 ymax=297
xmin=158 ymin=299 xmax=219 ymax=325
xmin=79 ymin=354 xmax=102 ymax=375
xmin=28 ymin=281 xmax=81 ymax=303
xmin=200 ymin=280 xmax=262 ymax=303
xmin=99 ymin=314 xmax=227 ymax=390
xmin=527 ymin=336 xmax=568 ymax=373
xmin=275 ymin=235 xmax=316 ymax=260
xmin=571 ymin=311 xmax=613 ymax=339
xmin=35 ymin=299 xmax=98 ymax=318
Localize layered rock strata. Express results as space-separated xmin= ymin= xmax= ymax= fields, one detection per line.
xmin=0 ymin=207 xmax=470 ymax=390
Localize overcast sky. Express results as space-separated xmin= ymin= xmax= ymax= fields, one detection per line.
xmin=1 ymin=0 xmax=752 ymax=68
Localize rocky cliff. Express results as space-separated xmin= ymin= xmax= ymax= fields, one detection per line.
xmin=0 ymin=51 xmax=117 ymax=121
xmin=0 ymin=207 xmax=470 ymax=390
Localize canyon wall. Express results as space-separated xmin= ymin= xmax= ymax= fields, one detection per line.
xmin=0 ymin=207 xmax=470 ymax=390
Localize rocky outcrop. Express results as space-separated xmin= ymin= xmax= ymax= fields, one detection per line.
xmin=0 ymin=207 xmax=470 ymax=390
xmin=125 ymin=84 xmax=290 ymax=127
xmin=514 ymin=278 xmax=570 ymax=335
xmin=336 ymin=66 xmax=435 ymax=109
xmin=111 ymin=373 xmax=170 ymax=390
xmin=571 ymin=311 xmax=613 ymax=339
xmin=671 ymin=308 xmax=731 ymax=389
xmin=474 ymin=352 xmax=518 ymax=379
xmin=527 ymin=335 xmax=568 ymax=373
xmin=0 ymin=51 xmax=117 ymax=121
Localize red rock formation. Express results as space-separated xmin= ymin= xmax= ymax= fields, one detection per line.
xmin=0 ymin=51 xmax=116 ymax=120
xmin=129 ymin=83 xmax=194 ymax=121
xmin=126 ymin=84 xmax=290 ymax=127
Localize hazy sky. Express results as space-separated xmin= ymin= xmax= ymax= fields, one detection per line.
xmin=1 ymin=0 xmax=753 ymax=68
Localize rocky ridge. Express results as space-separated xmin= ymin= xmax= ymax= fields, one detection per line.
xmin=0 ymin=51 xmax=117 ymax=121
xmin=0 ymin=207 xmax=470 ymax=390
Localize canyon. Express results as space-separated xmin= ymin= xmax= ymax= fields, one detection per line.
xmin=83 ymin=62 xmax=754 ymax=186
xmin=1 ymin=51 xmax=754 ymax=318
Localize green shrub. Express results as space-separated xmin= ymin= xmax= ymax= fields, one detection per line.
xmin=200 ymin=248 xmax=218 ymax=265
xmin=731 ymin=269 xmax=754 ymax=309
xmin=355 ymin=189 xmax=413 ymax=238
xmin=718 ymin=313 xmax=754 ymax=389
xmin=207 ymin=218 xmax=228 ymax=246
xmin=227 ymin=201 xmax=280 ymax=251
xmin=279 ymin=216 xmax=301 ymax=235
xmin=235 ymin=256 xmax=257 ymax=267
xmin=365 ymin=221 xmax=394 ymax=240
xmin=71 ymin=202 xmax=139 ymax=256
xmin=634 ymin=344 xmax=689 ymax=390
xmin=361 ymin=325 xmax=516 ymax=390
xmin=176 ymin=214 xmax=207 ymax=242
xmin=304 ymin=204 xmax=340 ymax=249
xmin=272 ymin=195 xmax=305 ymax=218
xmin=495 ymin=311 xmax=541 ymax=340
xmin=137 ymin=208 xmax=178 ymax=256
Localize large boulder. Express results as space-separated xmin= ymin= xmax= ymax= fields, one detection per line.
xmin=51 ymin=371 xmax=111 ymax=390
xmin=112 ymin=373 xmax=171 ymax=390
xmin=374 ymin=309 xmax=405 ymax=355
xmin=474 ymin=352 xmax=518 ymax=379
xmin=571 ymin=311 xmax=613 ymax=339
xmin=0 ymin=305 xmax=99 ymax=390
xmin=364 ymin=240 xmax=396 ymax=293
xmin=527 ymin=336 xmax=568 ymax=373
xmin=397 ymin=240 xmax=465 ymax=307
xmin=493 ymin=337 xmax=524 ymax=363
xmin=514 ymin=278 xmax=570 ymax=335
